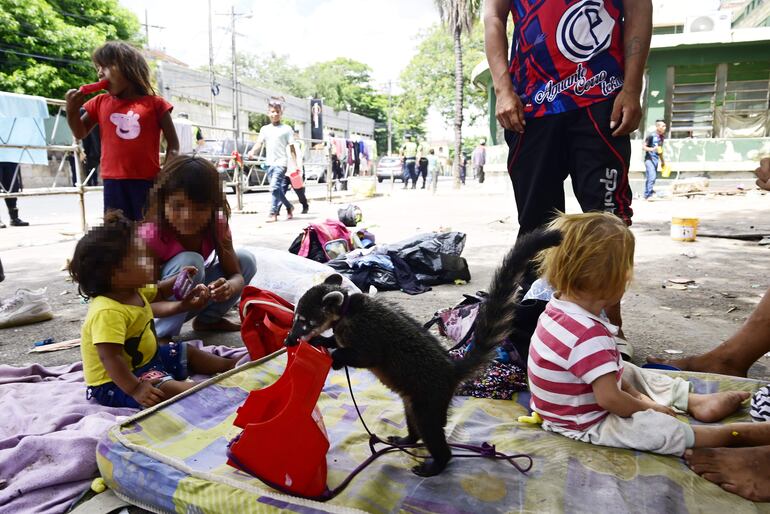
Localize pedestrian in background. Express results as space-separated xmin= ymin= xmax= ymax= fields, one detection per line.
xmin=417 ymin=138 xmax=429 ymax=189
xmin=400 ymin=135 xmax=418 ymax=189
xmin=247 ymin=99 xmax=295 ymax=222
xmin=642 ymin=119 xmax=667 ymax=200
xmin=472 ymin=140 xmax=487 ymax=184
xmin=0 ymin=162 xmax=29 ymax=228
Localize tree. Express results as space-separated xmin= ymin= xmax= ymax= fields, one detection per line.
xmin=300 ymin=58 xmax=389 ymax=154
xmin=434 ymin=0 xmax=482 ymax=188
xmin=0 ymin=0 xmax=141 ymax=100
xmin=400 ymin=24 xmax=487 ymax=132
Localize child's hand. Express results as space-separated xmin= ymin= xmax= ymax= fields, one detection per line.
xmin=649 ymin=403 xmax=677 ymax=418
xmin=181 ymin=265 xmax=198 ymax=276
xmin=65 ymin=88 xmax=86 ymax=112
xmin=208 ymin=278 xmax=234 ymax=302
xmin=131 ymin=381 xmax=167 ymax=408
xmin=181 ymin=284 xmax=210 ymax=311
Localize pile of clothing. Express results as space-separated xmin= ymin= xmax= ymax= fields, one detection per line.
xmin=327 ymin=231 xmax=470 ymax=295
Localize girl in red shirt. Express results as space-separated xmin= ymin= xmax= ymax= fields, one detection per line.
xmin=65 ymin=41 xmax=179 ymax=221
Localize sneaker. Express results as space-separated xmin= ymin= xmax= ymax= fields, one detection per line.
xmin=0 ymin=288 xmax=54 ymax=328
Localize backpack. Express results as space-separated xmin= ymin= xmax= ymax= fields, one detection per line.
xmin=288 ymin=220 xmax=353 ymax=263
xmin=425 ymin=292 xmax=547 ymax=370
xmin=239 ymin=286 xmax=295 ymax=361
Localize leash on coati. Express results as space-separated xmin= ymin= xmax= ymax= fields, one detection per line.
xmin=254 ymin=228 xmax=562 ymax=499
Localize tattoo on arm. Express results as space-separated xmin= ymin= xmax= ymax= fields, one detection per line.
xmin=625 ymin=36 xmax=642 ymax=58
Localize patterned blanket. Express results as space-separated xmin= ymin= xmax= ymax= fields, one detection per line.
xmin=97 ymin=350 xmax=770 ymax=514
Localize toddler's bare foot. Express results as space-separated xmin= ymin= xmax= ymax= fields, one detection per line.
xmin=688 ymin=391 xmax=750 ymax=422
xmin=685 ymin=446 xmax=770 ymax=502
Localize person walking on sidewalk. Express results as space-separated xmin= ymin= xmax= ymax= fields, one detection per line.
xmin=400 ymin=135 xmax=418 ymax=189
xmin=484 ymin=0 xmax=652 ymax=334
xmin=247 ymin=99 xmax=295 ymax=222
xmin=0 ymin=162 xmax=29 ymax=228
xmin=642 ymin=119 xmax=666 ymax=199
xmin=472 ymin=140 xmax=487 ymax=184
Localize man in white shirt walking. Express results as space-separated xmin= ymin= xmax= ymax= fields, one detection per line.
xmin=248 ymin=100 xmax=295 ymax=222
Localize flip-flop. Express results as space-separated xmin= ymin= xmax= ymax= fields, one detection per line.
xmin=642 ymin=362 xmax=682 ymax=371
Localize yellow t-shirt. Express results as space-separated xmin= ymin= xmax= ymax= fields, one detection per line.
xmin=401 ymin=141 xmax=417 ymax=158
xmin=81 ymin=286 xmax=159 ymax=386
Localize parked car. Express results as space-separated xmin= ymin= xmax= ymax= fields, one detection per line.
xmin=304 ymin=163 xmax=327 ymax=183
xmin=376 ymin=156 xmax=404 ymax=183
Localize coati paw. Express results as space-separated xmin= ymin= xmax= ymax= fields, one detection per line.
xmin=411 ymin=458 xmax=446 ymax=477
xmin=331 ymin=353 xmax=345 ymax=370
xmin=387 ymin=435 xmax=417 ymax=446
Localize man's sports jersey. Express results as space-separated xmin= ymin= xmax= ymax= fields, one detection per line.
xmin=509 ymin=0 xmax=625 ymax=118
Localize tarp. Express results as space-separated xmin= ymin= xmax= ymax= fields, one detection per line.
xmin=0 ymin=92 xmax=49 ymax=165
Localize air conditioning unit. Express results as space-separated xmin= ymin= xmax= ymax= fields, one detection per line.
xmin=684 ymin=10 xmax=732 ymax=33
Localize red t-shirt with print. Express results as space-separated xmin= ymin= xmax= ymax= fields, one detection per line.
xmin=84 ymin=94 xmax=173 ymax=180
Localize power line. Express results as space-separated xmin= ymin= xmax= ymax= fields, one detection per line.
xmin=0 ymin=46 xmax=92 ymax=65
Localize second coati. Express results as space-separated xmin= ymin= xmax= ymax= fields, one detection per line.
xmin=284 ymin=228 xmax=562 ymax=476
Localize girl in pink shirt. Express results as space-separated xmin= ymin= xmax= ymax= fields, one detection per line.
xmin=139 ymin=156 xmax=256 ymax=339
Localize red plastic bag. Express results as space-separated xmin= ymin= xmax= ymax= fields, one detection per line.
xmin=239 ymin=286 xmax=295 ymax=360
xmin=288 ymin=168 xmax=304 ymax=189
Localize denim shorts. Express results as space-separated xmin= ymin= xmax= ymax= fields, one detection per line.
xmin=87 ymin=341 xmax=189 ymax=409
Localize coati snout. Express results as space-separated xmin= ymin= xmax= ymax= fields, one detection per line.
xmin=284 ymin=274 xmax=345 ymax=347
xmin=284 ymin=229 xmax=562 ymax=477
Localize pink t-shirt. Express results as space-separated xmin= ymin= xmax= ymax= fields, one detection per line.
xmin=138 ymin=216 xmax=231 ymax=264
xmin=527 ymin=297 xmax=622 ymax=432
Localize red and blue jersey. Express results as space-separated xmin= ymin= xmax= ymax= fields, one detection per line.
xmin=509 ymin=0 xmax=625 ymax=118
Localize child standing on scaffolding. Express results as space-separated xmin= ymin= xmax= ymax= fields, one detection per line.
xmin=65 ymin=41 xmax=179 ymax=221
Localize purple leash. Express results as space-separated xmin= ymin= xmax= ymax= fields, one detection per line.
xmin=227 ymin=366 xmax=534 ymax=502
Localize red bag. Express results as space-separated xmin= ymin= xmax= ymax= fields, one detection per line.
xmin=239 ymin=286 xmax=295 ymax=360
xmin=288 ymin=167 xmax=304 ymax=189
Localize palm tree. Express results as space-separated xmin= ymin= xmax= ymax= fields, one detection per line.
xmin=435 ymin=0 xmax=481 ymax=188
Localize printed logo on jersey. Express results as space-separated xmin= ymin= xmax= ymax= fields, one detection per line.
xmin=557 ymin=0 xmax=615 ymax=63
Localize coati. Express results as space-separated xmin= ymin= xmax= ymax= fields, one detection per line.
xmin=285 ymin=229 xmax=562 ymax=476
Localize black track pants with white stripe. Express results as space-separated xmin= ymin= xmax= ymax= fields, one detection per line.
xmin=504 ymin=98 xmax=633 ymax=237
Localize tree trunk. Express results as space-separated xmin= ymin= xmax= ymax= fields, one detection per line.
xmin=453 ymin=24 xmax=464 ymax=189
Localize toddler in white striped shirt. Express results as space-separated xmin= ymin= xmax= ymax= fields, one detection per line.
xmin=527 ymin=212 xmax=758 ymax=455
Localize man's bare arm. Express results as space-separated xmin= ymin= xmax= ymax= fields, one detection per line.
xmin=484 ymin=0 xmax=525 ymax=133
xmin=610 ymin=0 xmax=653 ymax=136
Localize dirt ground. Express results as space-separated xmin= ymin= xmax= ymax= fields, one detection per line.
xmin=1 ymin=175 xmax=769 ymax=381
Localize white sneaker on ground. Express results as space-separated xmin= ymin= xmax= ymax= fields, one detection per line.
xmin=0 ymin=288 xmax=54 ymax=328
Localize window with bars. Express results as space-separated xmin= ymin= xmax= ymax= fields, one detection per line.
xmin=671 ymin=65 xmax=717 ymax=138
xmin=718 ymin=62 xmax=770 ymax=137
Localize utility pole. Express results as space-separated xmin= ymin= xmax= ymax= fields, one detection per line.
xmin=208 ymin=0 xmax=216 ymax=125
xmin=141 ymin=10 xmax=165 ymax=48
xmin=231 ymin=6 xmax=240 ymax=147
xmin=387 ymin=80 xmax=393 ymax=155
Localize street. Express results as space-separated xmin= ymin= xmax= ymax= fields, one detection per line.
xmin=1 ymin=174 xmax=769 ymax=382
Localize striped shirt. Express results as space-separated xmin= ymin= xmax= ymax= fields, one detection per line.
xmin=527 ymin=297 xmax=622 ymax=431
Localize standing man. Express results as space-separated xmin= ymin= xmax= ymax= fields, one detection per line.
xmin=0 ymin=162 xmax=29 ymax=228
xmin=417 ymin=139 xmax=429 ymax=189
xmin=247 ymin=100 xmax=295 ymax=223
xmin=471 ymin=140 xmax=487 ymax=183
xmin=400 ymin=135 xmax=418 ymax=189
xmin=642 ymin=119 xmax=666 ymax=199
xmin=485 ymin=0 xmax=652 ymax=330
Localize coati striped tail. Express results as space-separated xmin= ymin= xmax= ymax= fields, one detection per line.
xmin=453 ymin=228 xmax=562 ymax=382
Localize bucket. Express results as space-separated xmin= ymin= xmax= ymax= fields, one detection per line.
xmin=671 ymin=217 xmax=698 ymax=242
